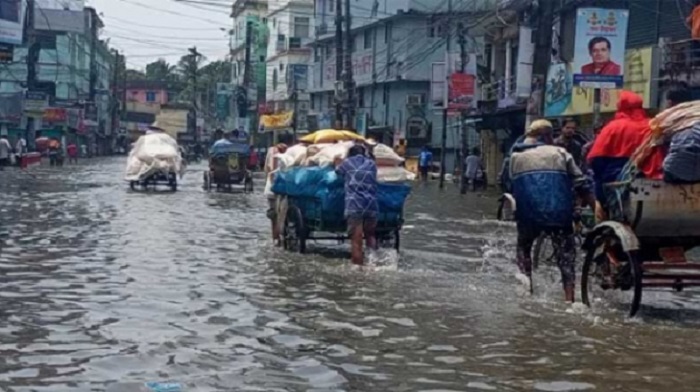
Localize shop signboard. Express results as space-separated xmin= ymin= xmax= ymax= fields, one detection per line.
xmin=24 ymin=91 xmax=48 ymax=113
xmin=43 ymin=107 xmax=67 ymax=123
xmin=572 ymin=8 xmax=629 ymax=89
xmin=0 ymin=0 xmax=27 ymax=46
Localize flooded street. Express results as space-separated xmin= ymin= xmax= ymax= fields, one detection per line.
xmin=4 ymin=158 xmax=700 ymax=392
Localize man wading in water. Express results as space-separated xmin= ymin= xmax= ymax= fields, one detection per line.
xmin=336 ymin=144 xmax=379 ymax=265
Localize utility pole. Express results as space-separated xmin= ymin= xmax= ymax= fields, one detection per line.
xmin=458 ymin=22 xmax=469 ymax=194
xmin=334 ymin=0 xmax=343 ymax=128
xmin=189 ymin=46 xmax=201 ymax=138
xmin=439 ymin=0 xmax=452 ymax=189
xmin=111 ymin=50 xmax=120 ymax=143
xmin=291 ymin=70 xmax=298 ymax=143
xmin=343 ymin=0 xmax=355 ymax=129
xmin=525 ymin=0 xmax=555 ymax=129
xmin=243 ymin=20 xmax=253 ymax=137
xmin=25 ymin=0 xmax=37 ymax=148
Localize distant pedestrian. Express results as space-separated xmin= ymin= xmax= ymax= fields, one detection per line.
xmin=14 ymin=137 xmax=26 ymax=166
xmin=67 ymin=143 xmax=79 ymax=164
xmin=418 ymin=146 xmax=433 ymax=181
xmin=464 ymin=147 xmax=484 ymax=191
xmin=264 ymin=143 xmax=288 ymax=246
xmin=248 ymin=145 xmax=259 ymax=170
xmin=0 ymin=134 xmax=11 ymax=169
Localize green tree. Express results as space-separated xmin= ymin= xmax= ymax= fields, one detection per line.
xmin=145 ymin=59 xmax=179 ymax=83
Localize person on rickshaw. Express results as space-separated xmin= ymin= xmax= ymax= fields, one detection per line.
xmin=587 ymin=91 xmax=649 ymax=214
xmin=510 ymin=119 xmax=595 ymax=303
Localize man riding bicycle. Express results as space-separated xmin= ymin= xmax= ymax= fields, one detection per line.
xmin=510 ymin=119 xmax=596 ymax=303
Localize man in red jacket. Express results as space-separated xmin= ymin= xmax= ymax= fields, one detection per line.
xmin=587 ymin=91 xmax=649 ymax=204
xmin=580 ymin=37 xmax=621 ymax=76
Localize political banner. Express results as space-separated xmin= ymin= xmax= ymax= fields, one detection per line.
xmin=572 ymin=8 xmax=628 ymax=89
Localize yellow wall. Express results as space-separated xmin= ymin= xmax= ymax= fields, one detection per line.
xmin=155 ymin=109 xmax=189 ymax=139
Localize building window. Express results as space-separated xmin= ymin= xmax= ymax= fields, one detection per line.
xmin=328 ymin=0 xmax=334 ymax=13
xmin=146 ymin=91 xmax=156 ymax=102
xmin=294 ymin=17 xmax=310 ymax=38
xmin=382 ymin=84 xmax=389 ymax=104
xmin=357 ymin=87 xmax=365 ymax=108
xmin=364 ymin=29 xmax=372 ymax=49
xmin=273 ymin=69 xmax=278 ymax=90
xmin=260 ymin=55 xmax=265 ymax=62
xmin=280 ymin=63 xmax=285 ymax=72
xmin=428 ymin=18 xmax=445 ymax=38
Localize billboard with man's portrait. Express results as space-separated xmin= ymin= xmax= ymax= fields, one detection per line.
xmin=0 ymin=0 xmax=27 ymax=45
xmin=572 ymin=8 xmax=628 ymax=89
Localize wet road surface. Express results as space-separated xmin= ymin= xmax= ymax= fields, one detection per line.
xmin=3 ymin=158 xmax=700 ymax=391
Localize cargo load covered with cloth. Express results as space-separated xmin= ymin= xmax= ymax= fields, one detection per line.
xmin=272 ymin=166 xmax=411 ymax=226
xmin=125 ymin=133 xmax=185 ymax=181
xmin=632 ymin=101 xmax=700 ymax=182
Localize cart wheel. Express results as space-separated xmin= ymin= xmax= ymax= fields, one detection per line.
xmin=130 ymin=181 xmax=136 ymax=191
xmin=169 ymin=175 xmax=177 ymax=192
xmin=581 ymin=232 xmax=643 ymax=317
xmin=203 ymin=171 xmax=212 ymax=191
xmin=393 ymin=229 xmax=401 ymax=251
xmin=283 ymin=205 xmax=306 ymax=254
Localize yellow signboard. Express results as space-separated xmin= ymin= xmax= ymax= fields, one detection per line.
xmin=544 ymin=47 xmax=656 ymax=117
xmin=260 ymin=111 xmax=294 ymax=131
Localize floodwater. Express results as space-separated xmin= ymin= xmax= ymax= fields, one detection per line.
xmin=2 ymin=158 xmax=700 ymax=392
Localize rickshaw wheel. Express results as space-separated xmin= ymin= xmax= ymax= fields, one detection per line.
xmin=129 ymin=181 xmax=136 ymax=191
xmin=394 ymin=229 xmax=401 ymax=251
xmin=581 ymin=232 xmax=643 ymax=317
xmin=284 ymin=206 xmax=306 ymax=254
xmin=203 ymin=171 xmax=212 ymax=191
xmin=169 ymin=173 xmax=177 ymax=192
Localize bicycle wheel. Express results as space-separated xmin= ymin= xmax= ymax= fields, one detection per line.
xmin=581 ymin=232 xmax=643 ymax=317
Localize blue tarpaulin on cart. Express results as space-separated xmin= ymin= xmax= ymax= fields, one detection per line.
xmin=273 ymin=166 xmax=411 ymax=218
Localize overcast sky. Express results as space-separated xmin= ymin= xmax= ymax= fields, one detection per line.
xmin=85 ymin=0 xmax=232 ymax=70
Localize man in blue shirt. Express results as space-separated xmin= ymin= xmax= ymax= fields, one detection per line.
xmin=336 ymin=144 xmax=379 ymax=265
xmin=418 ymin=145 xmax=433 ymax=181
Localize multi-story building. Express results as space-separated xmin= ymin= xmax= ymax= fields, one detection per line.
xmin=308 ymin=0 xmax=495 ymax=169
xmin=230 ymin=0 xmax=269 ymax=133
xmin=0 ymin=2 xmax=115 ymax=154
xmin=125 ymin=81 xmax=172 ymax=105
xmin=264 ymin=0 xmax=313 ymax=131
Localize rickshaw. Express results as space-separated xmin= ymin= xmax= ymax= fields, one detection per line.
xmin=581 ymin=178 xmax=700 ymax=317
xmin=203 ymin=142 xmax=253 ymax=192
xmin=130 ymin=170 xmax=178 ymax=191
xmin=281 ymin=183 xmax=408 ymax=254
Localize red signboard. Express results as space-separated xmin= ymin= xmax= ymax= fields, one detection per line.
xmin=448 ymin=73 xmax=476 ymax=111
xmin=43 ymin=108 xmax=67 ymax=122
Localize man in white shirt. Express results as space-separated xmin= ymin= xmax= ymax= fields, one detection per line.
xmin=0 ymin=134 xmax=12 ymax=169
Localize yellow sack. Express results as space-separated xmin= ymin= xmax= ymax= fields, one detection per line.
xmin=300 ymin=129 xmax=365 ymax=144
